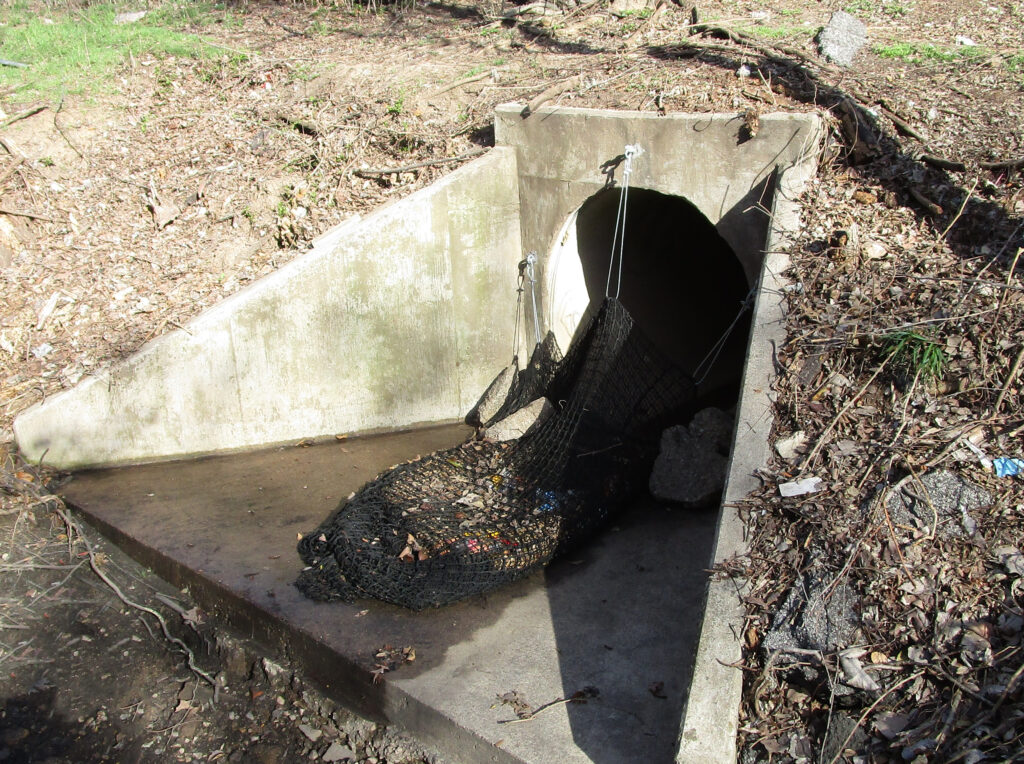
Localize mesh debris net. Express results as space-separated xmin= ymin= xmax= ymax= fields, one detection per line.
xmin=296 ymin=298 xmax=696 ymax=609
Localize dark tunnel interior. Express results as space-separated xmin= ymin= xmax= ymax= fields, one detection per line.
xmin=571 ymin=187 xmax=754 ymax=407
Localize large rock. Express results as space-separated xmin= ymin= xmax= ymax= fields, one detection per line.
xmin=465 ymin=362 xmax=516 ymax=428
xmin=482 ymin=397 xmax=553 ymax=442
xmin=763 ymin=569 xmax=858 ymax=656
xmin=762 ymin=560 xmax=860 ymax=695
xmin=648 ymin=407 xmax=733 ymax=507
xmin=886 ymin=469 xmax=990 ymax=538
xmin=817 ymin=11 xmax=867 ymax=67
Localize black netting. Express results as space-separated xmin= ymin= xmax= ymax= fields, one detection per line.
xmin=296 ymin=297 xmax=696 ymax=609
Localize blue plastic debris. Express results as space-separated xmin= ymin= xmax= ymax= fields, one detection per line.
xmin=993 ymin=457 xmax=1024 ymax=478
xmin=536 ymin=490 xmax=562 ymax=513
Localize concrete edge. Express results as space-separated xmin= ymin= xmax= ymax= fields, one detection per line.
xmin=675 ymin=114 xmax=824 ymax=762
xmin=495 ymin=102 xmax=818 ymax=128
xmin=67 ymin=500 xmax=523 ymax=764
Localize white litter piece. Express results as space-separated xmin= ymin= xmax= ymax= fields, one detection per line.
xmin=779 ymin=476 xmax=823 ymax=497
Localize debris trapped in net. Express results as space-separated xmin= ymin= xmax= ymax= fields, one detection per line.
xmin=296 ymin=297 xmax=696 ymax=609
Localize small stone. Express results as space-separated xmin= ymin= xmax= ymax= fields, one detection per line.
xmin=299 ymin=724 xmax=322 ymax=743
xmin=817 ymin=11 xmax=867 ymax=67
xmin=763 ymin=560 xmax=858 ymax=656
xmin=114 ymin=10 xmax=147 ymax=24
xmin=864 ymin=240 xmax=887 ymax=259
xmin=886 ymin=469 xmax=990 ymax=538
xmin=775 ymin=431 xmax=808 ymax=461
xmin=994 ymin=546 xmax=1024 ymax=577
xmin=822 ymin=713 xmax=869 ymax=761
xmin=321 ymin=742 xmax=355 ymax=763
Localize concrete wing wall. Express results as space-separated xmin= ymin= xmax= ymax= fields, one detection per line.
xmin=15 ymin=148 xmax=522 ymax=469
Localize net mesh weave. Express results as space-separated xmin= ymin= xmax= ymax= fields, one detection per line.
xmin=295 ymin=297 xmax=696 ymax=609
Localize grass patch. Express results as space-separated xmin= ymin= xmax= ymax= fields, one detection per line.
xmin=844 ymin=0 xmax=911 ymax=18
xmin=882 ymin=330 xmax=946 ymax=382
xmin=749 ymin=24 xmax=811 ymax=41
xmin=0 ymin=1 xmax=246 ymax=100
xmin=874 ymin=41 xmax=985 ymax=64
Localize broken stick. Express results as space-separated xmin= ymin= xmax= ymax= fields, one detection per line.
xmin=521 ymin=75 xmax=582 ymax=117
xmin=353 ymin=147 xmax=487 ymax=177
xmin=0 ymin=105 xmax=47 ymax=130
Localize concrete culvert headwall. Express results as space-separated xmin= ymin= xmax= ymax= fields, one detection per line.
xmin=16 ymin=104 xmax=826 ymax=764
xmin=548 ymin=187 xmax=752 ymax=406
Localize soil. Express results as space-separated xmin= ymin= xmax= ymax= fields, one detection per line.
xmin=1 ymin=0 xmax=1022 ymax=762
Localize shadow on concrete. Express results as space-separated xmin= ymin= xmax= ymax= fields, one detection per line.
xmin=542 ymin=184 xmax=749 ymax=761
xmin=63 ymin=422 xmax=726 ymax=762
xmin=546 ymin=499 xmax=718 ymax=764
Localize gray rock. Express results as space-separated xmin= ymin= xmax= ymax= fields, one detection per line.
xmin=821 ymin=713 xmax=869 ymax=761
xmin=610 ymin=0 xmax=653 ymax=12
xmin=482 ymin=397 xmax=553 ymax=442
xmin=763 ymin=562 xmax=858 ymax=656
xmin=817 ymin=11 xmax=867 ymax=67
xmin=321 ymin=742 xmax=356 ymax=763
xmin=465 ymin=363 xmax=516 ymax=427
xmin=775 ymin=430 xmax=808 ymax=461
xmin=649 ymin=408 xmax=733 ymax=506
xmin=887 ymin=469 xmax=990 ymax=539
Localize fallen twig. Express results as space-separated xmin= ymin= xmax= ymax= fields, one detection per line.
xmin=980 ymin=155 xmax=1024 ymax=172
xmin=802 ymin=357 xmax=891 ymax=470
xmin=981 ymin=245 xmax=1023 ymax=346
xmin=0 ymin=157 xmax=24 ymax=188
xmin=353 ymin=147 xmax=487 ymax=177
xmin=994 ymin=344 xmax=1024 ymax=415
xmin=521 ymin=75 xmax=582 ymax=117
xmin=0 ymin=59 xmax=28 ymax=69
xmin=824 ymin=671 xmax=925 ymax=764
xmin=428 ymin=68 xmax=503 ymax=99
xmin=920 ymin=153 xmax=966 ymax=172
xmin=878 ymin=102 xmax=927 ymax=143
xmin=908 ymin=187 xmax=942 ymax=216
xmin=917 ymin=152 xmax=1024 ymax=173
xmin=53 ymin=94 xmax=85 ymax=160
xmin=623 ymin=0 xmax=670 ymax=42
xmin=694 ymin=21 xmax=834 ymax=73
xmin=0 ymin=206 xmax=55 ymax=222
xmin=0 ymin=105 xmax=47 ymax=130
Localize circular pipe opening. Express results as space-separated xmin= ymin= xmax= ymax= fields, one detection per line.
xmin=546 ymin=187 xmax=752 ymax=404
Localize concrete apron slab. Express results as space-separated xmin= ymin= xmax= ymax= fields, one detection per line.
xmin=62 ymin=424 xmax=718 ymax=764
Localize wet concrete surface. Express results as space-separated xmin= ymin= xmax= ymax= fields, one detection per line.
xmin=62 ymin=425 xmax=718 ymax=764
